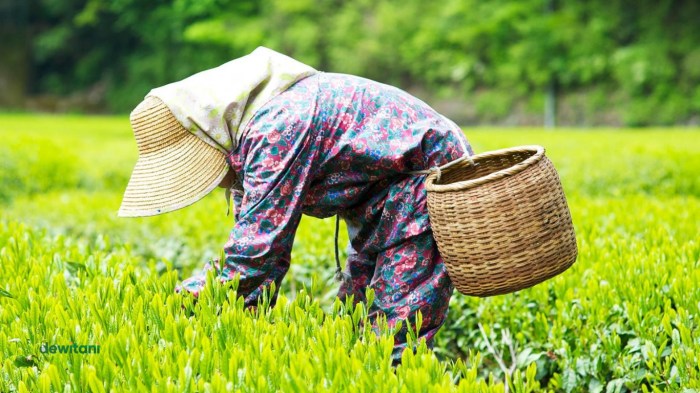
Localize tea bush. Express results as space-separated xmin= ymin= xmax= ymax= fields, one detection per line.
xmin=1 ymin=114 xmax=698 ymax=391
xmin=1 ymin=220 xmax=530 ymax=392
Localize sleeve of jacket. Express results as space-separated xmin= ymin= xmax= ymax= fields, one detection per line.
xmin=221 ymin=104 xmax=318 ymax=308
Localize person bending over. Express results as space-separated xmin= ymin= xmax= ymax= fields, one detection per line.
xmin=119 ymin=47 xmax=474 ymax=363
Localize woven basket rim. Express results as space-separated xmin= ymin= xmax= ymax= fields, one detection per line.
xmin=425 ymin=145 xmax=545 ymax=192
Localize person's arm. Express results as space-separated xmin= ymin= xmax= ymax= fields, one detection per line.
xmin=224 ymin=110 xmax=319 ymax=307
xmin=178 ymin=103 xmax=318 ymax=307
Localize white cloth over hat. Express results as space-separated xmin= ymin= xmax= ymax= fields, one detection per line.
xmin=147 ymin=46 xmax=318 ymax=154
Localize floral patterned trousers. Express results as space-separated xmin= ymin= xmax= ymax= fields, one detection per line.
xmin=338 ymin=229 xmax=453 ymax=362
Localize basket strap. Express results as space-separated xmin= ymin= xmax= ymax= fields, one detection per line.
xmin=406 ymin=154 xmax=476 ymax=182
xmin=333 ymin=215 xmax=351 ymax=284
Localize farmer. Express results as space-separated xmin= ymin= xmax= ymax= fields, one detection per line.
xmin=119 ymin=47 xmax=473 ymax=363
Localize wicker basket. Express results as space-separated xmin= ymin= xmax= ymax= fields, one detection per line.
xmin=425 ymin=145 xmax=577 ymax=297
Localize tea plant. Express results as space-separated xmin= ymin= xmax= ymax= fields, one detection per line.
xmin=1 ymin=114 xmax=699 ymax=391
xmin=0 ymin=220 xmax=528 ymax=392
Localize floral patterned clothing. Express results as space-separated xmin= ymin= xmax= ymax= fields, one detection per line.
xmin=177 ymin=72 xmax=473 ymax=360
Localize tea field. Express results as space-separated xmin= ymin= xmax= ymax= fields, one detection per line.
xmin=1 ymin=114 xmax=698 ymax=392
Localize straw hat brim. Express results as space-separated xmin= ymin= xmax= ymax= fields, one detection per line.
xmin=118 ymin=99 xmax=230 ymax=218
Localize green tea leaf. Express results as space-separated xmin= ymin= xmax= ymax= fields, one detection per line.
xmin=65 ymin=261 xmax=87 ymax=273
xmin=14 ymin=355 xmax=37 ymax=368
xmin=0 ymin=287 xmax=13 ymax=298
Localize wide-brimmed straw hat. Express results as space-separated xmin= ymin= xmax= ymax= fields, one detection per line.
xmin=118 ymin=96 xmax=229 ymax=217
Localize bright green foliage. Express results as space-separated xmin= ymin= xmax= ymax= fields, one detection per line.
xmin=1 ymin=114 xmax=699 ymax=391
xmin=0 ymin=221 xmax=516 ymax=392
xmin=0 ymin=224 xmax=521 ymax=392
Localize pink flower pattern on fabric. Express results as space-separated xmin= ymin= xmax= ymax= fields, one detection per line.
xmin=177 ymin=72 xmax=473 ymax=362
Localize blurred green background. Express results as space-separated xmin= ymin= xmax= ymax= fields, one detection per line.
xmin=2 ymin=0 xmax=700 ymax=126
